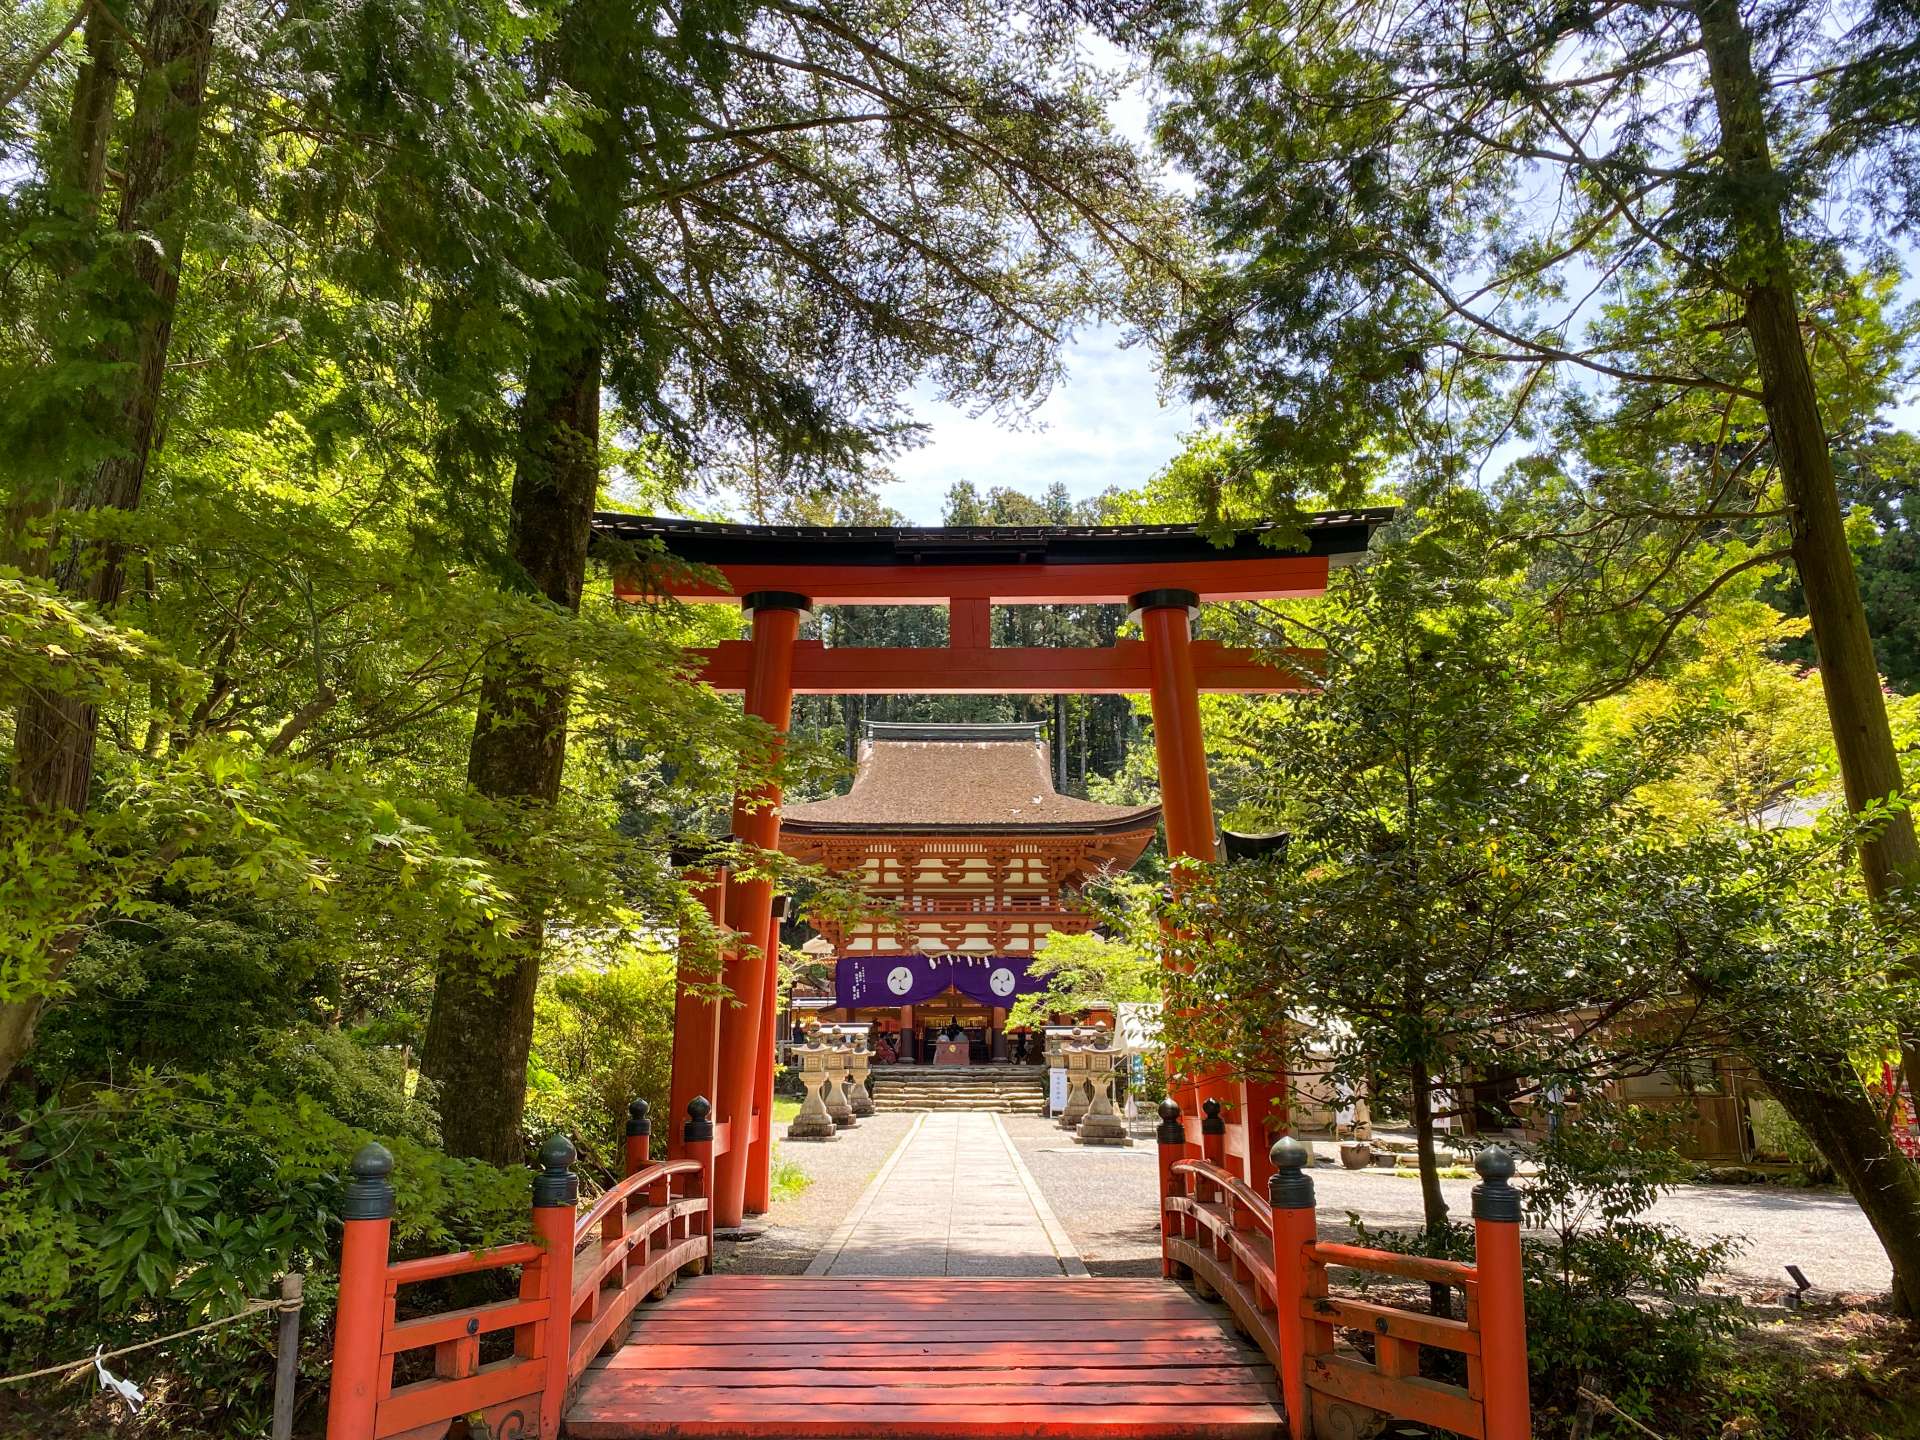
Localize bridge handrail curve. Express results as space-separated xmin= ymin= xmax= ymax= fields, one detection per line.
xmin=1305 ymin=1240 xmax=1481 ymax=1289
xmin=1170 ymin=1156 xmax=1273 ymax=1228
xmin=324 ymin=1099 xmax=716 ymax=1440
xmin=382 ymin=1242 xmax=545 ymax=1287
xmin=572 ymin=1158 xmax=704 ymax=1243
xmin=1155 ymin=1098 xmax=1531 ymax=1440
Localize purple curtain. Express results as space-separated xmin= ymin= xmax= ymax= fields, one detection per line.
xmin=835 ymin=955 xmax=1049 ymax=1010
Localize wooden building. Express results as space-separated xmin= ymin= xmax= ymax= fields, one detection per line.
xmin=782 ymin=721 xmax=1157 ymax=1064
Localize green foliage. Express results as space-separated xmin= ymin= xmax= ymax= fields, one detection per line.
xmin=525 ymin=947 xmax=678 ymax=1175
xmin=768 ymin=1154 xmax=812 ymax=1203
xmin=1353 ymin=1111 xmax=1743 ymax=1429
xmin=1160 ymin=544 xmax=1719 ymax=1228
xmin=30 ymin=893 xmax=332 ymax=1074
xmin=1007 ymin=890 xmax=1162 ymax=1030
xmin=1128 ymin=0 xmax=1920 ymax=507
xmin=1748 ymin=1098 xmax=1835 ymax=1184
xmin=0 ymin=1068 xmax=525 ymax=1432
xmin=1774 ymin=428 xmax=1920 ymax=693
xmin=1517 ymin=1106 xmax=1745 ymax=1417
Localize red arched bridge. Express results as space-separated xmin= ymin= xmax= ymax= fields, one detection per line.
xmin=325 ymin=1096 xmax=1530 ymax=1439
xmin=323 ymin=514 xmax=1531 ymax=1438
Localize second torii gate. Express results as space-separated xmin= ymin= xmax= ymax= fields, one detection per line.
xmin=600 ymin=509 xmax=1393 ymax=1227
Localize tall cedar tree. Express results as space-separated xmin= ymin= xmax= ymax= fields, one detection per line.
xmin=3 ymin=0 xmax=222 ymax=1076
xmin=1133 ymin=0 xmax=1918 ymax=961
xmin=417 ymin=0 xmax=727 ymax=1161
xmin=420 ymin=0 xmax=1176 ymax=1160
xmin=0 ymin=0 xmax=573 ymax=1086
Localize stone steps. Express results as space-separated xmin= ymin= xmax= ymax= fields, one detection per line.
xmin=869 ymin=1070 xmax=1049 ymax=1114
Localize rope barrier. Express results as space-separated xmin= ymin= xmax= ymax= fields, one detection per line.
xmin=1576 ymin=1386 xmax=1670 ymax=1440
xmin=0 ymin=1295 xmax=300 ymax=1388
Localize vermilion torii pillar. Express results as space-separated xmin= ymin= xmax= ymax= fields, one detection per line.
xmin=1135 ymin=591 xmax=1217 ymax=867
xmin=714 ymin=592 xmax=806 ymax=1227
xmin=667 ymin=861 xmax=726 ymax=1163
xmin=1134 ymin=589 xmax=1228 ymax=1132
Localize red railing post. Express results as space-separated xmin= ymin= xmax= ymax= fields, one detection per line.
xmin=1200 ymin=1096 xmax=1227 ymax=1198
xmin=684 ymin=1096 xmax=716 ymax=1271
xmin=327 ymin=1143 xmax=395 ymax=1440
xmin=531 ymin=1133 xmax=578 ymax=1440
xmin=625 ymin=1098 xmax=651 ymax=1178
xmin=1472 ymin=1146 xmax=1531 ymax=1440
xmin=1154 ymin=1098 xmax=1187 ymax=1277
xmin=1269 ymin=1137 xmax=1317 ymax=1440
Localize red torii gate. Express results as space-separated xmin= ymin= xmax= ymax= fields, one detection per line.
xmin=602 ymin=510 xmax=1394 ymax=1228
xmin=325 ymin=504 xmax=1537 ymax=1440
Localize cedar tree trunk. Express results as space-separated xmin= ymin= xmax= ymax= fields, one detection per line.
xmin=419 ymin=340 xmax=604 ymax=1164
xmin=0 ymin=0 xmax=220 ymax=1088
xmin=1738 ymin=1034 xmax=1920 ymax=1316
xmin=1696 ymin=0 xmax=1920 ymax=948
xmin=1694 ymin=5 xmax=1920 ymax=1306
xmin=419 ymin=0 xmax=627 ymax=1164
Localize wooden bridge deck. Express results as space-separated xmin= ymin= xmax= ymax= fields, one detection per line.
xmin=565 ymin=1275 xmax=1283 ymax=1438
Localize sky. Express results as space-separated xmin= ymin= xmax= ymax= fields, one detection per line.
xmin=874 ymin=39 xmax=1192 ymax=525
xmin=882 ymin=326 xmax=1196 ymax=523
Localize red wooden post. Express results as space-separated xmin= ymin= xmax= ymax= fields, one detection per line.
xmin=668 ymin=865 xmax=727 ymax=1161
xmin=746 ymin=892 xmax=788 ymax=1214
xmin=1269 ymin=1137 xmax=1317 ymax=1440
xmin=1136 ymin=588 xmax=1224 ymax=1126
xmin=1136 ymin=588 xmax=1217 ymax=866
xmin=684 ymin=1096 xmax=716 ymax=1270
xmin=326 ymin=1143 xmax=394 ymax=1440
xmin=531 ymin=1134 xmax=578 ymax=1440
xmin=625 ymin=1098 xmax=651 ymax=1177
xmin=1242 ymin=1074 xmax=1287 ymax=1194
xmin=1472 ymin=1146 xmax=1531 ymax=1440
xmin=716 ymin=593 xmax=806 ymax=1227
xmin=1154 ymin=1098 xmax=1187 ymax=1278
xmin=1200 ymin=1096 xmax=1227 ymax=1193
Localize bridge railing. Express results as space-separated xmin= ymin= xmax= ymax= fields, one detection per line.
xmin=326 ymin=1096 xmax=716 ymax=1440
xmin=1157 ymin=1100 xmax=1530 ymax=1440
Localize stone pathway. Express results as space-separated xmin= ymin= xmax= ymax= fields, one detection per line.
xmin=712 ymin=1112 xmax=917 ymax=1276
xmin=807 ymin=1111 xmax=1086 ymax=1277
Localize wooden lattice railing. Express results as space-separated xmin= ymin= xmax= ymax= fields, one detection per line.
xmin=1157 ymin=1100 xmax=1530 ymax=1440
xmin=326 ymin=1097 xmax=716 ymax=1440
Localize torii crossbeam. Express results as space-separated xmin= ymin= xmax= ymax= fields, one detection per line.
xmin=596 ymin=509 xmax=1393 ymax=1226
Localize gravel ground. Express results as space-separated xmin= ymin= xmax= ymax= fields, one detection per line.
xmin=1004 ymin=1113 xmax=1168 ymax=1276
xmin=1000 ymin=1115 xmax=1895 ymax=1298
xmin=712 ymin=1112 xmax=917 ymax=1275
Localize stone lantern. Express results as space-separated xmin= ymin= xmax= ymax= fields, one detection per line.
xmin=785 ymin=1027 xmax=839 ymax=1141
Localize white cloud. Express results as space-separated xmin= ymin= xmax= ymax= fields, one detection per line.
xmin=870 ymin=32 xmax=1200 ymax=525
xmin=880 ymin=323 xmax=1196 ymax=522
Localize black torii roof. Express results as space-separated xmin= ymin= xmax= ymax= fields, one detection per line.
xmin=591 ymin=509 xmax=1395 ymax=568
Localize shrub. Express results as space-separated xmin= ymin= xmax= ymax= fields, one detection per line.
xmin=30 ymin=897 xmax=333 ymax=1076
xmin=0 ymin=1067 xmax=526 ymax=1437
xmin=1522 ymin=1105 xmax=1744 ymax=1421
xmin=768 ymin=1154 xmax=812 ymax=1202
xmin=1348 ymin=1105 xmax=1744 ymax=1433
xmin=525 ymin=946 xmax=677 ymax=1175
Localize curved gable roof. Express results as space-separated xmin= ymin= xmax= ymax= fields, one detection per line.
xmin=781 ymin=723 xmax=1161 ymax=837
